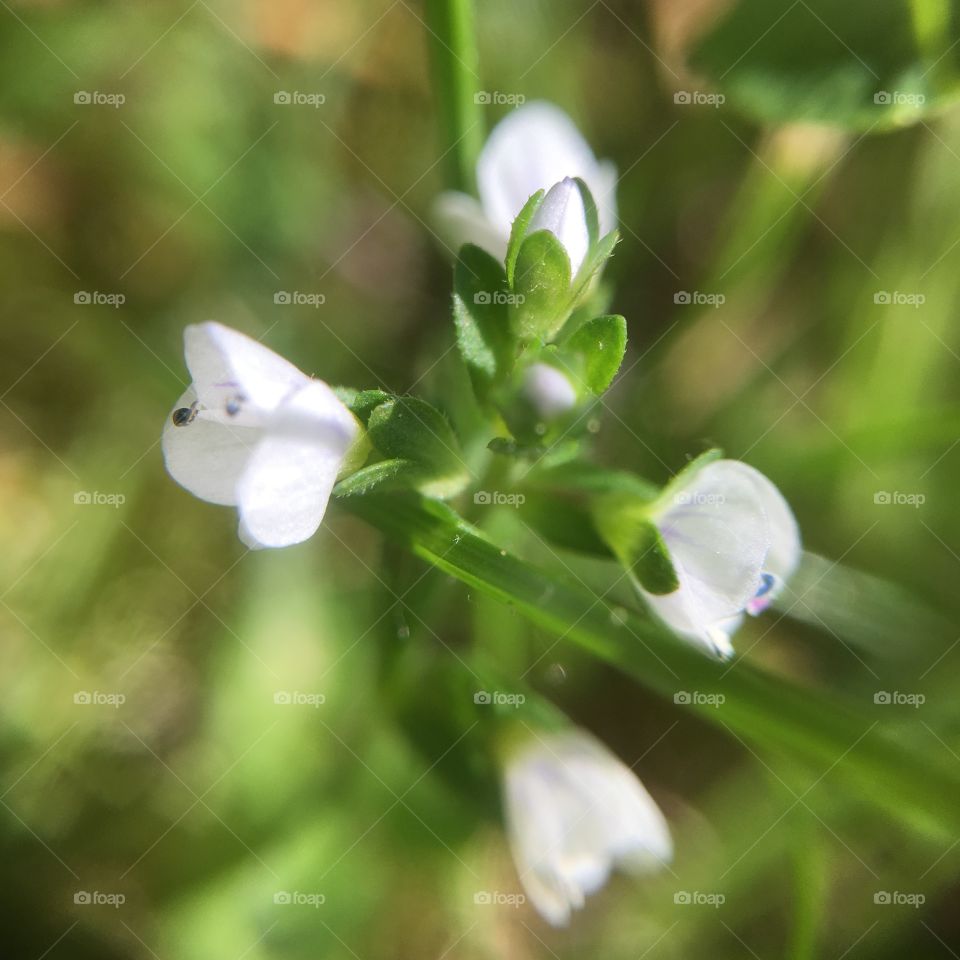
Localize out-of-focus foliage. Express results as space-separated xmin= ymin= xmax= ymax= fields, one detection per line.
xmin=2 ymin=1 xmax=960 ymax=958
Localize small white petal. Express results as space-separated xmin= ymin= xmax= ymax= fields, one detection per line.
xmin=527 ymin=178 xmax=590 ymax=275
xmin=504 ymin=729 xmax=671 ymax=926
xmin=185 ymin=322 xmax=309 ymax=414
xmin=522 ymin=363 xmax=578 ymax=420
xmin=161 ymin=387 xmax=258 ymax=505
xmin=477 ymin=102 xmax=613 ymax=239
xmin=236 ymin=381 xmax=358 ymax=549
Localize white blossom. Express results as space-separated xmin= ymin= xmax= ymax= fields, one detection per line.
xmin=162 ymin=322 xmax=361 ymax=549
xmin=435 ymin=101 xmax=616 ymax=262
xmin=503 ymin=729 xmax=672 ymax=926
xmin=642 ymin=459 xmax=801 ymax=658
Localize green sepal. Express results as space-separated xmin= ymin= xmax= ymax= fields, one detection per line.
xmin=657 ymin=448 xmax=725 ymax=511
xmin=562 ymin=314 xmax=627 ymax=395
xmin=344 ymin=388 xmax=392 ymax=425
xmin=334 ymin=458 xmax=424 ymax=498
xmin=505 ymin=189 xmax=544 ymax=286
xmin=592 ymin=493 xmax=680 ymax=595
xmin=367 ymin=397 xmax=470 ymax=498
xmin=510 ymin=229 xmax=573 ymax=341
xmin=452 ymin=244 xmax=514 ymax=395
xmin=571 ymin=228 xmax=619 ymax=300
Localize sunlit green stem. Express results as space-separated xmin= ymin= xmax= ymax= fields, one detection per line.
xmin=423 ymin=0 xmax=484 ymax=192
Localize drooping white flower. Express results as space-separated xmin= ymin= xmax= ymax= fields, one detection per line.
xmin=435 ymin=101 xmax=617 ymax=262
xmin=162 ymin=322 xmax=361 ymax=549
xmin=503 ymin=728 xmax=672 ymax=926
xmin=642 ymin=459 xmax=801 ymax=658
xmin=522 ymin=362 xmax=578 ymax=420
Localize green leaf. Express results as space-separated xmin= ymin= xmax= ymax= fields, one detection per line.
xmin=344 ymin=492 xmax=960 ymax=839
xmin=563 ymin=314 xmax=627 ymax=394
xmin=505 ymin=189 xmax=544 ymax=286
xmin=334 ymin=458 xmax=424 ymax=497
xmin=511 ymin=229 xmax=573 ymax=341
xmin=591 ymin=493 xmax=680 ymax=594
xmin=345 ymin=388 xmax=392 ymax=425
xmin=572 ymin=228 xmax=618 ymax=296
xmin=691 ymin=0 xmax=960 ymax=130
xmin=452 ymin=244 xmax=513 ymax=393
xmin=367 ymin=398 xmax=470 ymax=498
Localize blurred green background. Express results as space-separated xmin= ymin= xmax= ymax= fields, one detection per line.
xmin=3 ymin=0 xmax=960 ymax=956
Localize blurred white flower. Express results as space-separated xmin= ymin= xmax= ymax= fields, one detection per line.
xmin=642 ymin=459 xmax=801 ymax=658
xmin=503 ymin=728 xmax=672 ymax=926
xmin=522 ymin=361 xmax=578 ymax=420
xmin=435 ymin=101 xmax=617 ymax=262
xmin=162 ymin=322 xmax=360 ymax=549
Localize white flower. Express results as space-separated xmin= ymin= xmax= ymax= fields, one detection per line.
xmin=162 ymin=322 xmax=361 ymax=549
xmin=435 ymin=101 xmax=617 ymax=262
xmin=522 ymin=362 xmax=578 ymax=420
xmin=642 ymin=459 xmax=801 ymax=658
xmin=526 ymin=177 xmax=590 ymax=275
xmin=503 ymin=728 xmax=672 ymax=926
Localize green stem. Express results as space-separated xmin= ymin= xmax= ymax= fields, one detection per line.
xmin=341 ymin=491 xmax=960 ymax=838
xmin=423 ymin=0 xmax=484 ymax=192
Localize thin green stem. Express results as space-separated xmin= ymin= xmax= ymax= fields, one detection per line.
xmin=423 ymin=0 xmax=484 ymax=192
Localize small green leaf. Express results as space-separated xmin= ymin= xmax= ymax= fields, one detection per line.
xmin=452 ymin=244 xmax=514 ymax=393
xmin=572 ymin=229 xmax=618 ymax=295
xmin=592 ymin=494 xmax=680 ymax=594
xmin=505 ymin=189 xmax=544 ymax=286
xmin=511 ymin=230 xmax=572 ymax=341
xmin=334 ymin=459 xmax=423 ymax=497
xmin=563 ymin=314 xmax=627 ymax=395
xmin=367 ymin=398 xmax=470 ymax=498
xmin=346 ymin=388 xmax=392 ymax=425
